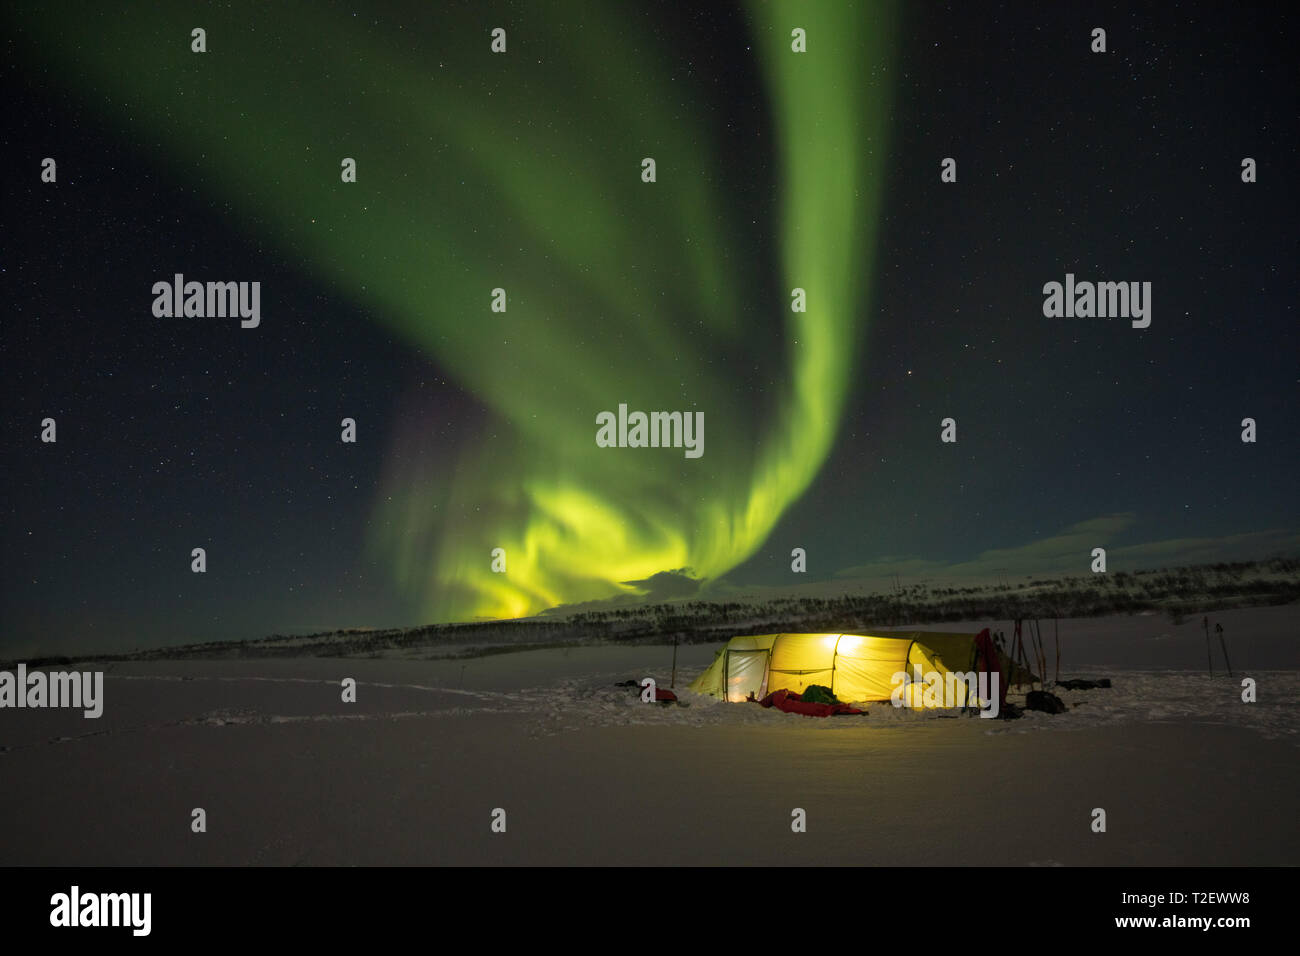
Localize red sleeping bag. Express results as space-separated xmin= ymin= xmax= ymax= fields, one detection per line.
xmin=758 ymin=689 xmax=863 ymax=717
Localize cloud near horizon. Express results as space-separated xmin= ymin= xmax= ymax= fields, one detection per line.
xmin=832 ymin=515 xmax=1300 ymax=587
xmin=621 ymin=569 xmax=703 ymax=601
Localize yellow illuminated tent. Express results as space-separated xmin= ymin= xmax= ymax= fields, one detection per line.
xmin=688 ymin=631 xmax=1005 ymax=709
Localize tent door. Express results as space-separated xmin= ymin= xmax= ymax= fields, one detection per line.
xmin=724 ymin=649 xmax=769 ymax=702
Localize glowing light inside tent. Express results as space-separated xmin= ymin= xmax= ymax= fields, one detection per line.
xmin=835 ymin=634 xmax=863 ymax=655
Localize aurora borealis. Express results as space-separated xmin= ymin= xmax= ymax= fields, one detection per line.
xmin=368 ymin=0 xmax=897 ymax=620
xmin=5 ymin=0 xmax=1300 ymax=897
xmin=3 ymin=1 xmax=1296 ymax=652
xmin=7 ymin=0 xmax=896 ymax=622
xmin=373 ymin=0 xmax=891 ymax=615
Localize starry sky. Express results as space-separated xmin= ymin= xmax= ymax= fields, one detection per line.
xmin=2 ymin=0 xmax=1296 ymax=656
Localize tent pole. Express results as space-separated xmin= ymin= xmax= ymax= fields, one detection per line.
xmin=1030 ymin=620 xmax=1040 ymax=689
xmin=1033 ymin=620 xmax=1043 ymax=689
xmin=1022 ymin=621 xmax=1038 ymax=691
xmin=1010 ymin=620 xmax=1020 ymax=689
xmin=1040 ymin=621 xmax=1048 ymax=686
xmin=1216 ymin=623 xmax=1233 ymax=678
xmin=1203 ymin=616 xmax=1213 ymax=677
xmin=1054 ymin=617 xmax=1060 ymax=684
xmin=671 ymin=633 xmax=678 ymax=689
xmin=1013 ymin=619 xmax=1034 ymax=690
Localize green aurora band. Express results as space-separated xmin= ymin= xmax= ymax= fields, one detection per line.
xmin=12 ymin=0 xmax=896 ymax=621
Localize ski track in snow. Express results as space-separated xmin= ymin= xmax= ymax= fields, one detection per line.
xmin=4 ymin=667 xmax=1296 ymax=750
xmin=517 ymin=667 xmax=1300 ymax=742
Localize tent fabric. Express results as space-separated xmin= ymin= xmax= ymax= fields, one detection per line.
xmin=689 ymin=630 xmax=1003 ymax=709
xmin=724 ymin=649 xmax=769 ymax=702
xmin=972 ymin=628 xmax=1008 ymax=708
xmin=882 ymin=628 xmax=1017 ymax=704
xmin=842 ymin=628 xmax=1015 ymax=705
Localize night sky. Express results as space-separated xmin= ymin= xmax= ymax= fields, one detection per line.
xmin=3 ymin=1 xmax=1296 ymax=657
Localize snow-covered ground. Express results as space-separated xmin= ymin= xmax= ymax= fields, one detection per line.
xmin=1 ymin=610 xmax=1297 ymax=865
